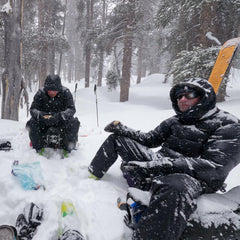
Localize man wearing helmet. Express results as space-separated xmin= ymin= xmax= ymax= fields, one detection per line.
xmin=88 ymin=78 xmax=240 ymax=239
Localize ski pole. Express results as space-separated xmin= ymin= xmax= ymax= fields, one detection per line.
xmin=74 ymin=83 xmax=78 ymax=103
xmin=94 ymin=84 xmax=99 ymax=127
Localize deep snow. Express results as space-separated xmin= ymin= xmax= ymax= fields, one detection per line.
xmin=0 ymin=73 xmax=240 ymax=239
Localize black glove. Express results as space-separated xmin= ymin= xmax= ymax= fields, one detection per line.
xmin=44 ymin=113 xmax=60 ymax=126
xmin=104 ymin=120 xmax=122 ymax=133
xmin=124 ymin=158 xmax=173 ymax=177
xmin=38 ymin=111 xmax=48 ymax=124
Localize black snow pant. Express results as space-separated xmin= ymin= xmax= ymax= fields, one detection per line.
xmin=26 ymin=117 xmax=80 ymax=151
xmin=89 ymin=134 xmax=159 ymax=190
xmin=89 ymin=134 xmax=204 ymax=240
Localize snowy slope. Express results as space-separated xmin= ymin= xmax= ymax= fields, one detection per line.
xmin=1 ymin=74 xmax=240 ymax=239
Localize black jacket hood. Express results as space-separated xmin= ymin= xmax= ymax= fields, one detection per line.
xmin=170 ymin=78 xmax=217 ymax=124
xmin=44 ymin=74 xmax=62 ymax=91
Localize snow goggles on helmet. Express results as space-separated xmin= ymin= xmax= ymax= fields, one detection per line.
xmin=176 ymin=91 xmax=199 ymax=101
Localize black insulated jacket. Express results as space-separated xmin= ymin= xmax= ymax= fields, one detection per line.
xmin=114 ymin=78 xmax=240 ymax=192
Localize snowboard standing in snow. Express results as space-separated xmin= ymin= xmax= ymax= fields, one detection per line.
xmin=208 ymin=37 xmax=240 ymax=93
xmin=58 ymin=201 xmax=85 ymax=240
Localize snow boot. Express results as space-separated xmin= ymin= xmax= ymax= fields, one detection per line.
xmin=37 ymin=148 xmax=45 ymax=156
xmin=62 ymin=149 xmax=70 ymax=158
xmin=0 ymin=225 xmax=19 ymax=240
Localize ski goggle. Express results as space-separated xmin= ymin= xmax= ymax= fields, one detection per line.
xmin=176 ymin=91 xmax=199 ymax=101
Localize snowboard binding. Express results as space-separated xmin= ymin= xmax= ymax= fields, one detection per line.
xmin=117 ymin=193 xmax=147 ymax=230
xmin=44 ymin=127 xmax=62 ymax=149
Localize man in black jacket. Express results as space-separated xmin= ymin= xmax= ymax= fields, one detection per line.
xmin=26 ymin=75 xmax=80 ymax=154
xmin=88 ymin=78 xmax=240 ymax=240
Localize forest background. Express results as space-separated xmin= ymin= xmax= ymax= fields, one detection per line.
xmin=0 ymin=0 xmax=239 ymax=121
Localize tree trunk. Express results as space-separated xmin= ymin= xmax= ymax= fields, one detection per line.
xmin=114 ymin=45 xmax=121 ymax=77
xmin=199 ymin=2 xmax=218 ymax=48
xmin=58 ymin=0 xmax=67 ymax=75
xmin=120 ymin=0 xmax=135 ymax=102
xmin=137 ymin=39 xmax=143 ymax=84
xmin=1 ymin=0 xmax=23 ymax=120
xmin=97 ymin=47 xmax=104 ymax=87
xmin=97 ymin=0 xmax=106 ymax=87
xmin=38 ymin=0 xmax=48 ymax=87
xmin=85 ymin=0 xmax=94 ymax=88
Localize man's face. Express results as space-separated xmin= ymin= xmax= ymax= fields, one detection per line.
xmin=47 ymin=90 xmax=58 ymax=98
xmin=176 ymin=92 xmax=201 ymax=112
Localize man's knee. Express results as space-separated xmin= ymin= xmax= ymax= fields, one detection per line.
xmin=152 ymin=174 xmax=202 ymax=197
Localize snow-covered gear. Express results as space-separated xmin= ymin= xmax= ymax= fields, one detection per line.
xmin=26 ymin=75 xmax=80 ymax=152
xmin=0 ymin=225 xmax=19 ymax=240
xmin=0 ymin=140 xmax=11 ymax=151
xmin=118 ymin=193 xmax=147 ymax=230
xmin=89 ymin=78 xmax=240 ymax=239
xmin=16 ymin=202 xmax=43 ymax=240
xmin=132 ymin=173 xmax=203 ymax=240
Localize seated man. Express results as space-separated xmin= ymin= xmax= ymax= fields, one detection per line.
xmin=26 ymin=74 xmax=80 ymax=154
xmin=88 ymin=78 xmax=240 ymax=240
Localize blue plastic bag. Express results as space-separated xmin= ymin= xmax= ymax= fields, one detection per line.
xmin=12 ymin=161 xmax=45 ymax=190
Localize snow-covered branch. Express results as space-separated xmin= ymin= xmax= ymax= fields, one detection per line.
xmin=206 ymin=32 xmax=221 ymax=45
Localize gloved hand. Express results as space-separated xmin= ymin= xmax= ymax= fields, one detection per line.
xmin=125 ymin=158 xmax=173 ymax=176
xmin=104 ymin=120 xmax=122 ymax=133
xmin=38 ymin=111 xmax=48 ymax=124
xmin=43 ymin=113 xmax=60 ymax=126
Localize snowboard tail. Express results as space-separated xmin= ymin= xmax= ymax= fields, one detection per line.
xmin=58 ymin=201 xmax=85 ymax=240
xmin=208 ymin=37 xmax=240 ymax=93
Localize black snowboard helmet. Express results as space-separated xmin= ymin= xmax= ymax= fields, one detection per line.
xmin=170 ymin=78 xmax=217 ymax=124
xmin=44 ymin=75 xmax=62 ymax=92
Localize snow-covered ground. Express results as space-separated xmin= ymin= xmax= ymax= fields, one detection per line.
xmin=1 ymin=73 xmax=240 ymax=239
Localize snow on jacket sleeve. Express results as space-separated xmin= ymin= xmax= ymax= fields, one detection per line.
xmin=59 ymin=88 xmax=76 ymax=120
xmin=170 ymin=122 xmax=240 ymax=191
xmin=30 ymin=90 xmax=47 ymax=121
